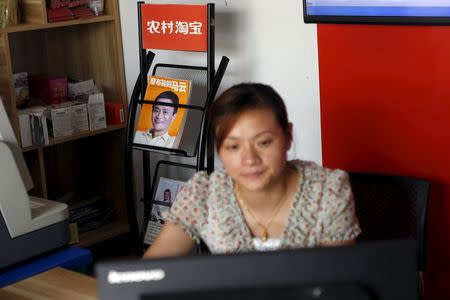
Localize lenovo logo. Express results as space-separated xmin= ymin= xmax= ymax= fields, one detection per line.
xmin=107 ymin=269 xmax=165 ymax=284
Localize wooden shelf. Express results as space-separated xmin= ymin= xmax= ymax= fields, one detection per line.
xmin=78 ymin=222 xmax=130 ymax=247
xmin=0 ymin=0 xmax=130 ymax=248
xmin=22 ymin=124 xmax=126 ymax=152
xmin=1 ymin=15 xmax=115 ymax=33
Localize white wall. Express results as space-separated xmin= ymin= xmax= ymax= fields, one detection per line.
xmin=118 ymin=0 xmax=322 ymax=227
xmin=118 ymin=0 xmax=322 ymax=163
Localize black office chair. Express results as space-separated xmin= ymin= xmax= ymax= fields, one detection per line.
xmin=349 ymin=172 xmax=429 ymax=271
xmin=349 ymin=172 xmax=429 ymax=297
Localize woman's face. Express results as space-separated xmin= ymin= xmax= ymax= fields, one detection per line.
xmin=218 ymin=108 xmax=291 ymax=193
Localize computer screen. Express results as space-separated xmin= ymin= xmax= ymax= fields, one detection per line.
xmin=96 ymin=239 xmax=417 ymax=300
xmin=303 ymin=0 xmax=450 ymax=25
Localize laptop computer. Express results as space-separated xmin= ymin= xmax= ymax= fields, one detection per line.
xmin=96 ymin=239 xmax=417 ymax=300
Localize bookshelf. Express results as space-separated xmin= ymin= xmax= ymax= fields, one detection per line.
xmin=0 ymin=0 xmax=131 ymax=246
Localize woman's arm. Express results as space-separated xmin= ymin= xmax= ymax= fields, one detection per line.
xmin=143 ymin=222 xmax=196 ymax=258
xmin=319 ymin=169 xmax=362 ymax=245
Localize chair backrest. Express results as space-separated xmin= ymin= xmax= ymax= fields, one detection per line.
xmin=349 ymin=172 xmax=430 ymax=272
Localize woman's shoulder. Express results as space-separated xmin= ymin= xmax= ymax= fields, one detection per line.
xmin=181 ymin=168 xmax=231 ymax=195
xmin=290 ymin=159 xmax=348 ymax=182
xmin=169 ymin=169 xmax=231 ymax=222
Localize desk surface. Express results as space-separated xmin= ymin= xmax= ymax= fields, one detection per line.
xmin=0 ymin=267 xmax=97 ymax=300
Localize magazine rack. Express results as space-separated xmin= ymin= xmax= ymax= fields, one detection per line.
xmin=140 ymin=160 xmax=198 ymax=246
xmin=125 ymin=2 xmax=229 ymax=252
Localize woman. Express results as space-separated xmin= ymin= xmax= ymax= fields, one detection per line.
xmin=144 ymin=83 xmax=361 ymax=258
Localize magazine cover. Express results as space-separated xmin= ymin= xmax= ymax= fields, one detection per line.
xmin=134 ymin=75 xmax=191 ymax=149
xmin=153 ymin=177 xmax=185 ymax=205
xmin=143 ymin=177 xmax=186 ymax=245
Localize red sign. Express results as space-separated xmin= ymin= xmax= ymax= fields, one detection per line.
xmin=141 ymin=4 xmax=208 ymax=52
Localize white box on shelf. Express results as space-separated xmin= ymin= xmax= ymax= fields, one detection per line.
xmin=13 ymin=72 xmax=30 ymax=106
xmin=68 ymin=79 xmax=95 ymax=101
xmin=89 ymin=0 xmax=104 ymax=16
xmin=17 ymin=110 xmax=32 ymax=148
xmin=88 ymin=93 xmax=107 ymax=131
xmin=70 ymin=102 xmax=89 ymax=133
xmin=24 ymin=106 xmax=49 ymax=146
xmin=12 ymin=72 xmax=28 ymax=88
xmin=46 ymin=103 xmax=73 ymax=138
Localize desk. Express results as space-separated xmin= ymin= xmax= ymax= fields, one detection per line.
xmin=0 ymin=246 xmax=93 ymax=287
xmin=0 ymin=268 xmax=97 ymax=300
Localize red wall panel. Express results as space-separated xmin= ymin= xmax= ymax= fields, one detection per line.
xmin=318 ymin=24 xmax=450 ymax=298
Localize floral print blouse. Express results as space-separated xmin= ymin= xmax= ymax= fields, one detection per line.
xmin=165 ymin=160 xmax=361 ymax=254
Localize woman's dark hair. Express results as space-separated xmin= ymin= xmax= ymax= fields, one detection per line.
xmin=155 ymin=91 xmax=179 ymax=114
xmin=208 ymin=83 xmax=291 ymax=150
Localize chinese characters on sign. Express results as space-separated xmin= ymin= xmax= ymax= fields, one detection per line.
xmin=149 ymin=77 xmax=188 ymax=93
xmin=146 ymin=20 xmax=203 ymax=35
xmin=141 ymin=4 xmax=208 ymax=51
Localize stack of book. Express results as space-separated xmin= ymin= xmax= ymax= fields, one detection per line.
xmin=68 ymin=195 xmax=115 ymax=234
xmin=47 ymin=8 xmax=75 ymax=22
xmin=47 ymin=0 xmax=95 ymax=23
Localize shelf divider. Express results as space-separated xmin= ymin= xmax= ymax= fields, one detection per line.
xmin=2 ymin=15 xmax=115 ymax=34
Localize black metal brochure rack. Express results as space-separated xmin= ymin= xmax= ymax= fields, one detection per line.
xmin=124 ymin=2 xmax=229 ymax=252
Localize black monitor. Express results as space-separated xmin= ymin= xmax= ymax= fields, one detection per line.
xmin=96 ymin=239 xmax=417 ymax=300
xmin=303 ymin=0 xmax=450 ymax=25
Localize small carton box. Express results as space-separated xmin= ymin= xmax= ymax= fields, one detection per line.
xmin=105 ymin=102 xmax=125 ymax=125
xmin=13 ymin=72 xmax=28 ymax=88
xmin=13 ymin=72 xmax=30 ymax=106
xmin=89 ymin=0 xmax=104 ymax=16
xmin=29 ymin=75 xmax=68 ymax=105
xmin=70 ymin=102 xmax=89 ymax=133
xmin=46 ymin=103 xmax=73 ymax=138
xmin=17 ymin=110 xmax=32 ymax=148
xmin=87 ymin=93 xmax=107 ymax=131
xmin=68 ymin=79 xmax=95 ymax=101
xmin=24 ymin=105 xmax=49 ymax=146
